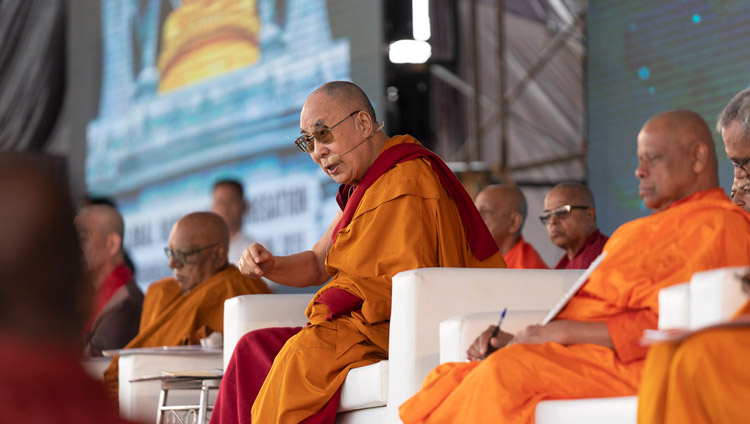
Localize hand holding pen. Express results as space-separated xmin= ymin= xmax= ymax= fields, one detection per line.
xmin=483 ymin=307 xmax=507 ymax=359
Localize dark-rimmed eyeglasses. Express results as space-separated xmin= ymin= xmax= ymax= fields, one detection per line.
xmin=164 ymin=243 xmax=218 ymax=265
xmin=730 ymin=157 xmax=750 ymax=176
xmin=539 ymin=205 xmax=589 ymax=225
xmin=294 ymin=110 xmax=360 ymax=153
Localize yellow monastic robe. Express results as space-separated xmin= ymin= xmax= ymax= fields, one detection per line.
xmin=250 ymin=135 xmax=505 ymax=423
xmin=103 ymin=265 xmax=269 ymax=393
xmin=638 ymin=301 xmax=750 ymax=424
xmin=399 ymin=188 xmax=750 ymax=424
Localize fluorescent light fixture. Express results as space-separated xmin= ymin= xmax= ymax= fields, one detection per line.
xmin=412 ymin=0 xmax=431 ymax=41
xmin=388 ymin=40 xmax=432 ymax=64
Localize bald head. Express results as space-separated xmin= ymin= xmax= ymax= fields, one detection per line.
xmin=547 ymin=183 xmax=595 ymax=208
xmin=167 ymin=212 xmax=230 ymax=291
xmin=0 ymin=153 xmax=87 ymax=345
xmin=312 ymin=81 xmax=377 ymax=123
xmin=301 ymin=82 xmax=387 ymax=186
xmin=475 ymin=185 xmax=527 ymax=253
xmin=76 ymin=205 xmax=126 ymax=285
xmin=635 ymin=110 xmax=719 ymax=212
xmin=77 ymin=205 xmax=124 ymax=238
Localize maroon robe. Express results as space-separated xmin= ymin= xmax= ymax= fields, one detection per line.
xmin=554 ymin=229 xmax=609 ymax=269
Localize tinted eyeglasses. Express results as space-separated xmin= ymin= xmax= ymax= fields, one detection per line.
xmin=294 ymin=110 xmax=360 ymax=153
xmin=539 ymin=205 xmax=589 ymax=225
xmin=164 ymin=243 xmax=218 ymax=265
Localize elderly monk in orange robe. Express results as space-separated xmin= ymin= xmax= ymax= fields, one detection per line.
xmin=103 ymin=212 xmax=269 ymax=393
xmin=209 ymin=81 xmax=505 ymax=424
xmin=638 ymin=90 xmax=750 ymax=424
xmin=0 ymin=153 xmax=136 ymax=423
xmin=399 ymin=110 xmax=750 ymax=424
xmin=476 ymin=184 xmax=548 ymax=269
xmin=638 ymin=272 xmax=750 ymax=424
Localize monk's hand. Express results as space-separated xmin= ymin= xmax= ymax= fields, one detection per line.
xmin=238 ymin=243 xmax=275 ymax=278
xmin=508 ymin=322 xmax=565 ymax=346
xmin=466 ymin=325 xmax=514 ymax=361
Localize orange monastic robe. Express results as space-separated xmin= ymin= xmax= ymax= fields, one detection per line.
xmin=103 ymin=265 xmax=269 ymax=392
xmin=400 ymin=188 xmax=750 ymax=424
xmin=638 ymin=301 xmax=750 ymax=424
xmin=503 ymin=236 xmax=548 ymax=269
xmin=248 ymin=135 xmax=505 ymax=423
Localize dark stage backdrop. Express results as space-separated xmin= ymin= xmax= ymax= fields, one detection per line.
xmin=587 ymin=0 xmax=749 ymax=234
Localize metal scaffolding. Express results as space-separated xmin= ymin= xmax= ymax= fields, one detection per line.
xmin=429 ymin=0 xmax=587 ymax=195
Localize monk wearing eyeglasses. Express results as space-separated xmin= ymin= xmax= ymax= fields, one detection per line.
xmin=541 ymin=183 xmax=609 ymax=269
xmin=399 ymin=110 xmax=750 ymax=424
xmin=102 ymin=212 xmax=270 ymax=394
xmin=209 ymin=81 xmax=504 ymax=424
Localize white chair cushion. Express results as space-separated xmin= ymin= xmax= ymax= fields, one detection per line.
xmin=535 ymin=396 xmax=638 ymax=424
xmin=339 ymin=360 xmax=388 ymax=412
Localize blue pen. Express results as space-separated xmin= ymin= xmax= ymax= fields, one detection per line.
xmin=484 ymin=307 xmax=507 ymax=359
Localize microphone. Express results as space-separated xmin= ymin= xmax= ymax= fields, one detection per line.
xmin=327 ymin=121 xmax=385 ymax=165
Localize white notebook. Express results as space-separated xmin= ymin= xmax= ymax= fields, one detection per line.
xmin=540 ymin=251 xmax=607 ymax=325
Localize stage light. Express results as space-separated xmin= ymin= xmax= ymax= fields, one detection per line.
xmin=412 ymin=0 xmax=430 ymax=41
xmin=388 ymin=39 xmax=431 ymax=64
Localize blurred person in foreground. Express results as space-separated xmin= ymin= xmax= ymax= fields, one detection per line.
xmin=0 ymin=152 xmax=136 ymax=423
xmin=209 ymin=81 xmax=504 ymax=423
xmin=77 ymin=204 xmax=143 ymax=357
xmin=103 ymin=212 xmax=270 ymax=394
xmin=542 ymin=183 xmax=609 ymax=269
xmin=399 ymin=110 xmax=750 ymax=423
xmin=638 ymin=270 xmax=750 ymax=424
xmin=475 ymin=184 xmax=547 ymax=268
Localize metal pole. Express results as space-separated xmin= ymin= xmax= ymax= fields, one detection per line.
xmin=497 ymin=0 xmax=507 ymax=179
xmin=469 ymin=0 xmax=481 ymax=162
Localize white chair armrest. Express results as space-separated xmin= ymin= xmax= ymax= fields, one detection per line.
xmin=223 ymin=293 xmax=311 ymax=368
xmin=439 ymin=310 xmax=549 ymax=364
xmin=658 ymin=282 xmax=689 ymax=329
xmin=689 ymin=266 xmax=749 ymax=330
xmin=386 ymin=267 xmax=583 ymax=422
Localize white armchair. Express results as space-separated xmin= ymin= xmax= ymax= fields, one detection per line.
xmin=439 ymin=265 xmax=750 ymax=424
xmin=223 ymin=267 xmax=584 ymax=423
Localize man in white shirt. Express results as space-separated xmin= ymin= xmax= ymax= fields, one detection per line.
xmin=211 ymin=179 xmax=255 ymax=264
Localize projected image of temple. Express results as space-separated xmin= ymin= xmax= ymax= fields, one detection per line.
xmin=86 ymin=0 xmax=350 ymax=194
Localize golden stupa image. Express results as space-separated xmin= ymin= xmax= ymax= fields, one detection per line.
xmin=157 ymin=0 xmax=261 ymax=92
